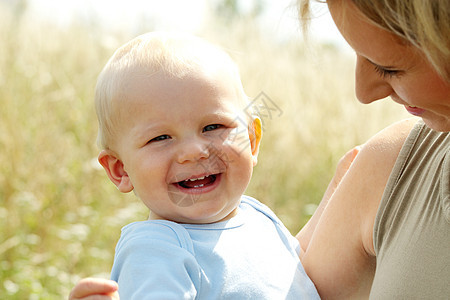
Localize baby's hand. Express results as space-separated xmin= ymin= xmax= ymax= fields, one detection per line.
xmin=69 ymin=278 xmax=119 ymax=300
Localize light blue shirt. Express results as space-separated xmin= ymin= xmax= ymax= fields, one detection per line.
xmin=111 ymin=196 xmax=320 ymax=299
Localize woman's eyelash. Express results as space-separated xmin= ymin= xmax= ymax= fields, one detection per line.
xmin=373 ymin=65 xmax=399 ymax=79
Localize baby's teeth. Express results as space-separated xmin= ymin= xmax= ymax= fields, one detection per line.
xmin=193 ymin=184 xmax=204 ymax=188
xmin=188 ymin=175 xmax=208 ymax=181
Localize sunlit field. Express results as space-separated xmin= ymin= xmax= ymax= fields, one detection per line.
xmin=0 ymin=3 xmax=411 ymax=299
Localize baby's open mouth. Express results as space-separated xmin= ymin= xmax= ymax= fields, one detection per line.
xmin=177 ymin=174 xmax=218 ymax=189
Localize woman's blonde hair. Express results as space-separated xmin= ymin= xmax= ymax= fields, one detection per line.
xmin=95 ymin=32 xmax=247 ymax=149
xmin=298 ymin=0 xmax=450 ymax=80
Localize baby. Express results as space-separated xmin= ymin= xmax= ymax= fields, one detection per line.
xmin=69 ymin=32 xmax=319 ymax=299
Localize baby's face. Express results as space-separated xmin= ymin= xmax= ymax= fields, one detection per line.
xmin=111 ymin=69 xmax=259 ymax=224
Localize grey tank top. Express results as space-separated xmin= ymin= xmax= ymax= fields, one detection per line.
xmin=371 ymin=121 xmax=450 ymax=299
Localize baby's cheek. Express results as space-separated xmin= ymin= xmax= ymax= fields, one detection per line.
xmin=222 ymin=127 xmax=251 ymax=153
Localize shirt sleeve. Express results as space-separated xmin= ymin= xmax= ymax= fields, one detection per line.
xmin=111 ymin=221 xmax=201 ymax=300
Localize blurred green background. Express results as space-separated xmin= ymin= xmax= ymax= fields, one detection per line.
xmin=0 ymin=0 xmax=410 ymax=298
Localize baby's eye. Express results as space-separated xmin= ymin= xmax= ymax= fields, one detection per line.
xmin=148 ymin=135 xmax=171 ymax=143
xmin=203 ymin=124 xmax=224 ymax=132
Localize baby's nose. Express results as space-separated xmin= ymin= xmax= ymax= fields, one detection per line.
xmin=176 ymin=139 xmax=210 ymax=164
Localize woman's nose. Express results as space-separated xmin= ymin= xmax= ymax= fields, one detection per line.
xmin=354 ymin=55 xmax=394 ymax=104
xmin=176 ymin=139 xmax=210 ymax=164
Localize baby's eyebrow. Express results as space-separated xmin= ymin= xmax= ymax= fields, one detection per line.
xmin=131 ymin=123 xmax=160 ymax=139
xmin=205 ymin=111 xmax=237 ymax=120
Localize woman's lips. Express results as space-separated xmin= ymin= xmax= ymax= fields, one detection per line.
xmin=405 ymin=105 xmax=426 ymax=116
xmin=390 ymin=96 xmax=425 ymax=116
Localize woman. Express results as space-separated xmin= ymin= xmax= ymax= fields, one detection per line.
xmin=297 ymin=0 xmax=450 ymax=298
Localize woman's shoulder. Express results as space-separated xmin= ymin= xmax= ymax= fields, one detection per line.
xmin=354 ymin=118 xmax=419 ymax=182
xmin=360 ymin=118 xmax=418 ymax=159
xmin=344 ymin=118 xmax=418 ymax=207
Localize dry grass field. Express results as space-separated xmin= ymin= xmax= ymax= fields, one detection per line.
xmin=0 ymin=3 xmax=410 ymax=298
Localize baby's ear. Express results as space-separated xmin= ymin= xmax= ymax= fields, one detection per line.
xmin=98 ymin=150 xmax=134 ymax=193
xmin=248 ymin=116 xmax=262 ymax=166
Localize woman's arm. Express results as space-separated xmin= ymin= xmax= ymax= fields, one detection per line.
xmin=299 ymin=118 xmax=416 ymax=299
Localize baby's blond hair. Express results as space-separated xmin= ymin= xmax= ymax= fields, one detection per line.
xmin=95 ymin=32 xmax=248 ymax=149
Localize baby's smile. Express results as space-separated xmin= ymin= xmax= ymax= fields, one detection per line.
xmin=177 ymin=174 xmax=218 ymax=189
xmin=167 ymin=173 xmax=223 ymax=207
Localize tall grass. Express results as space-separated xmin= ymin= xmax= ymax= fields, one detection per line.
xmin=0 ymin=4 xmax=410 ymax=299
